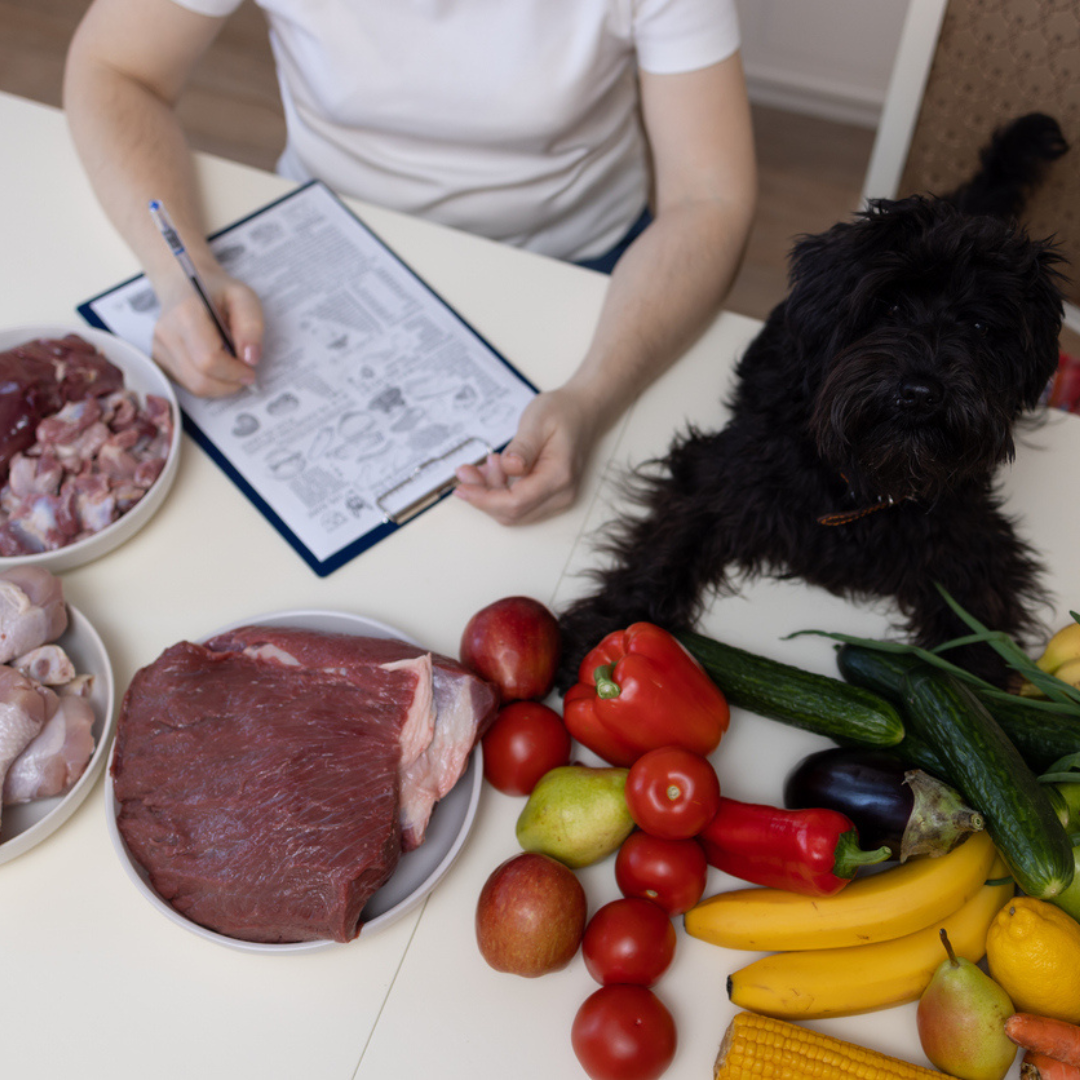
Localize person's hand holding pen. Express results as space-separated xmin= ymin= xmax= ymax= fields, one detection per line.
xmin=148 ymin=201 xmax=263 ymax=397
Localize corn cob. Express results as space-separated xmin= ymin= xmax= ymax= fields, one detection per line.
xmin=714 ymin=1011 xmax=949 ymax=1079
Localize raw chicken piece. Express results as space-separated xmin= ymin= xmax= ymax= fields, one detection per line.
xmin=0 ymin=566 xmax=68 ymax=664
xmin=58 ymin=673 xmax=94 ymax=698
xmin=12 ymin=644 xmax=77 ymax=686
xmin=0 ymin=665 xmax=50 ymax=829
xmin=3 ymin=694 xmax=95 ymax=805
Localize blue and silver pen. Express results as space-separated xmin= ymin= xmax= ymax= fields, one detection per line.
xmin=148 ymin=199 xmax=236 ymax=356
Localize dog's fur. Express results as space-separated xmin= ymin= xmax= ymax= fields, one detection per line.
xmin=558 ymin=114 xmax=1069 ymax=688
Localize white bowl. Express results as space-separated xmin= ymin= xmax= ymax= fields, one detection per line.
xmin=106 ymin=610 xmax=484 ymax=954
xmin=0 ymin=604 xmax=117 ymax=865
xmin=0 ymin=324 xmax=182 ymax=572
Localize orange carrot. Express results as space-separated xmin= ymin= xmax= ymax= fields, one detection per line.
xmin=1006 ymin=1014 xmax=1080 ymax=1068
xmin=1021 ymin=1050 xmax=1080 ymax=1080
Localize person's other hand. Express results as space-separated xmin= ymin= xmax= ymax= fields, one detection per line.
xmin=152 ymin=272 xmax=263 ymax=396
xmin=453 ymin=387 xmax=600 ymax=525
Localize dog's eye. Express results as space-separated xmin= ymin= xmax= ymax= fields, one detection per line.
xmin=973 ymin=320 xmax=989 ymax=335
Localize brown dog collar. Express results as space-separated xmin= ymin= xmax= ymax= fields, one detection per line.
xmin=817 ymin=496 xmax=898 ymax=526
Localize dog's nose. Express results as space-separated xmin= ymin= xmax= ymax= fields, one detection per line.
xmin=896 ymin=377 xmax=943 ymax=410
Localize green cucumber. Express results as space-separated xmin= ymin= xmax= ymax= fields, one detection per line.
xmin=902 ymin=668 xmax=1074 ymax=900
xmin=676 ymin=631 xmax=905 ymax=748
xmin=835 ymin=644 xmax=952 ymax=777
xmin=976 ymin=694 xmax=1080 ymax=774
xmin=836 ymin=643 xmax=922 ymax=703
xmin=837 ymin=642 xmax=1080 ymax=775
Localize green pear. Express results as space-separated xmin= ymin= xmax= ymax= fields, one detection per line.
xmin=515 ymin=765 xmax=634 ymax=869
xmin=916 ymin=929 xmax=1016 ymax=1080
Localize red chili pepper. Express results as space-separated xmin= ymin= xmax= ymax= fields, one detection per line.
xmin=562 ymin=622 xmax=729 ymax=767
xmin=698 ymin=796 xmax=891 ymax=896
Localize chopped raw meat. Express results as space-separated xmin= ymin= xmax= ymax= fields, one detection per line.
xmin=112 ymin=628 xmax=498 ymax=943
xmin=0 ymin=336 xmax=173 ymax=556
xmin=0 ymin=566 xmax=68 ymax=664
xmin=3 ymin=693 xmax=94 ymax=805
xmin=0 ymin=334 xmax=123 ymax=480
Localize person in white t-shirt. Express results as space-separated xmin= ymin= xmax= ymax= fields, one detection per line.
xmin=63 ymin=0 xmax=757 ymax=524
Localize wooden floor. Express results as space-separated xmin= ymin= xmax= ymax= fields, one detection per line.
xmin=0 ymin=0 xmax=879 ymax=325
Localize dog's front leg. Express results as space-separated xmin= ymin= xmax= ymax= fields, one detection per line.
xmin=557 ymin=429 xmax=740 ymax=688
xmin=894 ymin=498 xmax=1048 ymax=687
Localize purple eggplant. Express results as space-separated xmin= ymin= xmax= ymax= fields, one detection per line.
xmin=783 ymin=747 xmax=984 ymax=861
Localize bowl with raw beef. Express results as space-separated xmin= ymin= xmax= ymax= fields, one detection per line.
xmin=0 ymin=569 xmax=116 ymax=865
xmin=106 ymin=610 xmax=494 ymax=953
xmin=0 ymin=324 xmax=182 ymax=572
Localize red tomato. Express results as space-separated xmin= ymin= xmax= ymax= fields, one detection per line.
xmin=481 ymin=701 xmax=571 ymax=796
xmin=571 ymin=984 xmax=677 ymax=1080
xmin=625 ymin=746 xmax=721 ymax=839
xmin=582 ymin=897 xmax=676 ymax=987
xmin=615 ymin=832 xmax=708 ymax=916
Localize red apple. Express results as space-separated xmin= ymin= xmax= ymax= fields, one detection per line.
xmin=475 ymin=852 xmax=586 ymax=977
xmin=459 ymin=596 xmax=561 ymax=701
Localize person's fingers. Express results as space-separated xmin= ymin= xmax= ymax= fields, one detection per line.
xmin=153 ymin=294 xmax=257 ymax=396
xmin=454 ymin=456 xmax=575 ymax=525
xmin=221 ymin=281 xmax=264 ymax=368
xmin=456 ymin=453 xmax=510 ymax=491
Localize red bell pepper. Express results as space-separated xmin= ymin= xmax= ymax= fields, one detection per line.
xmin=699 ymin=796 xmax=891 ymax=896
xmin=562 ymin=622 xmax=729 ymax=767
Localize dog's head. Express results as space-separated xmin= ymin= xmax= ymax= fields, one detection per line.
xmin=784 ymin=196 xmax=1065 ymax=503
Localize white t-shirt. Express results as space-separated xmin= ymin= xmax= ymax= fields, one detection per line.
xmin=170 ymin=0 xmax=740 ymax=260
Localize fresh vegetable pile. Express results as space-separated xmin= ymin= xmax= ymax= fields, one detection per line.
xmin=458 ymin=590 xmax=1080 ymax=1080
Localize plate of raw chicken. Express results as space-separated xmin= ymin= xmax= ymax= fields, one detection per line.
xmin=106 ymin=610 xmax=495 ymax=953
xmin=0 ymin=567 xmax=115 ymax=865
xmin=0 ymin=324 xmax=181 ymax=572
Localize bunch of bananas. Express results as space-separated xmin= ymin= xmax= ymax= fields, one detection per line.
xmin=1021 ymin=620 xmax=1080 ymax=695
xmin=685 ymin=832 xmax=1014 ymax=1019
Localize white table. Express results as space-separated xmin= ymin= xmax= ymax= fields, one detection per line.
xmin=1 ymin=90 xmax=1077 ymax=1080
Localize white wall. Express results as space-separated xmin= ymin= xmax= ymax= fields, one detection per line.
xmin=734 ymin=0 xmax=911 ymax=128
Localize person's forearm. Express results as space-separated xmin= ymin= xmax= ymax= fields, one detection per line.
xmin=63 ymin=4 xmax=266 ymax=395
xmin=64 ymin=34 xmax=219 ymax=303
xmin=567 ymin=196 xmax=754 ymax=432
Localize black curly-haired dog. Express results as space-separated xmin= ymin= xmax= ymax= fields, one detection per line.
xmin=558 ymin=113 xmax=1069 ymax=688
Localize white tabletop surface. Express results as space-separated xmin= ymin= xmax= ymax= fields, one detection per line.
xmin=2 ymin=90 xmax=1077 ymax=1080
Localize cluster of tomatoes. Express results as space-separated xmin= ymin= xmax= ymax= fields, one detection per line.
xmin=461 ymin=595 xmax=727 ymax=1080
xmin=569 ymin=746 xmax=721 ymax=1080
xmin=483 ymin=702 xmax=723 ymax=1080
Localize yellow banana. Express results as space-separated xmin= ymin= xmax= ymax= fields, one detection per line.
xmin=1036 ymin=621 xmax=1080 ymax=674
xmin=726 ymin=857 xmax=1013 ymax=1020
xmin=685 ymin=830 xmax=995 ymax=951
xmin=1046 ymin=656 xmax=1080 ymax=690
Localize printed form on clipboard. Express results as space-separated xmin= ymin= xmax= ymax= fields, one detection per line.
xmin=78 ymin=180 xmax=538 ymax=576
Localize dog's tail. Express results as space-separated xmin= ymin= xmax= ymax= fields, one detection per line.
xmin=949 ymin=112 xmax=1068 ymax=220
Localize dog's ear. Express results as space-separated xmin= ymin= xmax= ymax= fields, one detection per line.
xmin=782 ymin=205 xmax=896 ymax=375
xmin=1014 ymin=237 xmax=1067 ymax=408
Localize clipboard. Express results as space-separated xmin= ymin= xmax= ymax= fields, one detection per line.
xmin=78 ymin=181 xmax=538 ymax=576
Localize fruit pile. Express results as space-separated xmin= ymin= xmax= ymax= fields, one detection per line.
xmin=457 ymin=594 xmax=1080 ymax=1080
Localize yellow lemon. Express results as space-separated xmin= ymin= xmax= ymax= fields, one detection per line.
xmin=985 ymin=897 xmax=1080 ymax=1024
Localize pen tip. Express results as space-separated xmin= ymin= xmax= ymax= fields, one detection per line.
xmin=149 ymin=199 xmax=161 ymax=211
